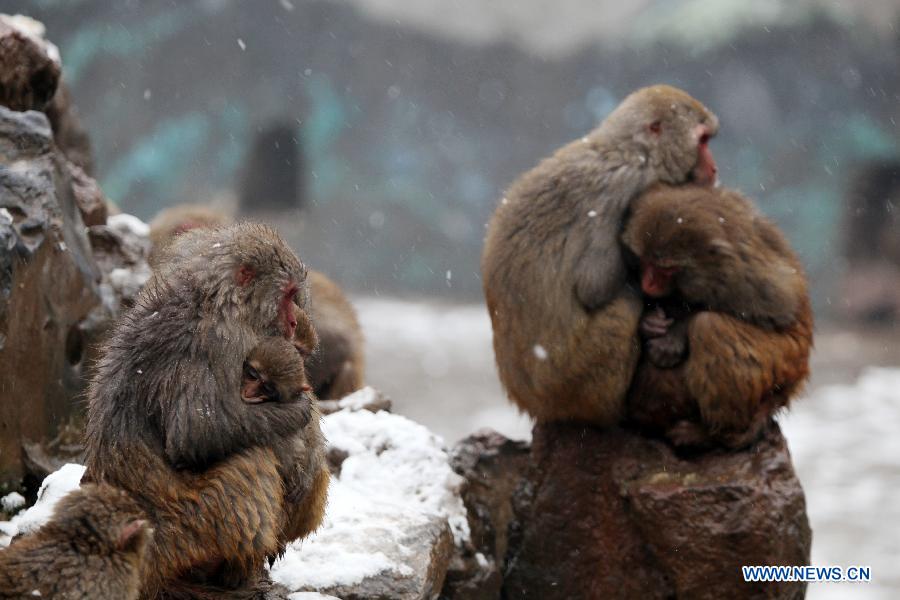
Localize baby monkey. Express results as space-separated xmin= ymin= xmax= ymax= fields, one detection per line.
xmin=622 ymin=185 xmax=813 ymax=448
xmin=242 ymin=328 xmax=329 ymax=550
xmin=0 ymin=484 xmax=151 ymax=600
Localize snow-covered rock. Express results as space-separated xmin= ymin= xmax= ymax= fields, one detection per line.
xmin=0 ymin=463 xmax=84 ymax=546
xmin=271 ymin=407 xmax=468 ymax=599
xmin=0 ymin=409 xmax=468 ymax=600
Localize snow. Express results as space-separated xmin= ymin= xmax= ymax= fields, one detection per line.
xmin=0 ymin=14 xmax=61 ymax=64
xmin=0 ymin=464 xmax=84 ymax=546
xmin=287 ymin=593 xmax=339 ymax=600
xmin=1 ymin=492 xmax=25 ymax=513
xmin=333 ymin=386 xmax=379 ymax=411
xmin=782 ymin=367 xmax=900 ymax=600
xmin=270 ymin=407 xmax=469 ymax=591
xmin=107 ymin=213 xmax=150 ymax=238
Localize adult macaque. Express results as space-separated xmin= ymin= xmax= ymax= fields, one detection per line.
xmin=482 ymin=84 xmax=719 ymax=425
xmin=84 ymin=223 xmax=312 ymax=594
xmin=622 ymin=185 xmax=813 ymax=447
xmin=149 ymin=205 xmax=366 ymax=399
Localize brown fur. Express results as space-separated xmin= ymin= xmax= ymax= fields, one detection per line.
xmin=148 ymin=204 xmax=230 ymax=265
xmin=0 ymin=484 xmax=151 ymax=600
xmin=305 ymin=270 xmax=365 ymax=399
xmin=622 ymin=186 xmax=814 ymax=447
xmin=482 ymin=85 xmax=719 ymax=425
xmin=149 ymin=205 xmax=366 ymax=399
xmin=242 ymin=335 xmax=329 ymax=551
xmin=84 ymin=224 xmax=310 ymax=594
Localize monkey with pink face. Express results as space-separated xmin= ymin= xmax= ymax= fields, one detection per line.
xmin=482 ymin=84 xmax=719 ymax=427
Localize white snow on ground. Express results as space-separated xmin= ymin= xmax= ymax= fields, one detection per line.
xmin=0 ymin=463 xmax=84 ymax=546
xmin=271 ymin=407 xmax=469 ymax=591
xmin=782 ymin=367 xmax=900 ymax=600
xmin=1 ymin=492 xmax=25 ymax=513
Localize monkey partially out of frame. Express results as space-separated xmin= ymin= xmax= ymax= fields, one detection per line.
xmin=0 ymin=484 xmax=152 ymax=600
xmin=482 ymin=84 xmax=719 ymax=427
xmin=621 ymin=185 xmax=814 ymax=448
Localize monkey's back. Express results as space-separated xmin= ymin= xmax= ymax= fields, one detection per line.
xmin=482 ymin=138 xmax=643 ymax=425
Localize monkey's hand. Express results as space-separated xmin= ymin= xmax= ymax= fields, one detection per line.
xmin=639 ymin=307 xmax=673 ymax=338
xmin=665 ymin=420 xmax=713 ymax=449
xmin=645 ymin=332 xmax=687 ymax=368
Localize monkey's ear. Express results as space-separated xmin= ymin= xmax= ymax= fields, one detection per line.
xmin=648 ymin=120 xmax=662 ymax=134
xmin=117 ymin=519 xmax=150 ymax=552
xmin=236 ymin=264 xmax=256 ymax=286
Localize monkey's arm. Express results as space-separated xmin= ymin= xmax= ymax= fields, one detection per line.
xmin=684 ymin=306 xmax=812 ymax=435
xmin=134 ymin=445 xmax=286 ymax=588
xmin=573 ymin=231 xmax=627 ymax=311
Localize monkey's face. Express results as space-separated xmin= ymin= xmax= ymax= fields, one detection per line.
xmin=606 ymin=84 xmax=719 ymax=187
xmin=242 ymin=337 xmax=313 ymax=411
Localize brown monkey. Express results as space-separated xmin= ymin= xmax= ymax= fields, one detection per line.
xmin=84 ymin=223 xmax=311 ymax=592
xmin=482 ymin=84 xmax=719 ymax=425
xmin=148 ymin=204 xmax=230 ymax=265
xmin=241 ymin=336 xmax=330 ymax=548
xmin=0 ymin=484 xmax=151 ymax=600
xmin=621 ymin=185 xmax=814 ymax=447
xmin=304 ymin=270 xmax=366 ymax=399
xmin=149 ymin=205 xmax=366 ymax=399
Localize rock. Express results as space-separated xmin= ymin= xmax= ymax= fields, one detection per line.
xmin=503 ymin=422 xmax=811 ymax=600
xmin=319 ymin=386 xmax=392 ymax=416
xmin=44 ymin=81 xmax=95 ymax=175
xmin=441 ymin=429 xmax=530 ymax=600
xmin=0 ymin=106 xmax=108 ymax=493
xmin=66 ymin=160 xmax=107 ymax=226
xmin=0 ymin=14 xmax=60 ymax=112
xmin=271 ymin=408 xmax=468 ymax=600
xmin=88 ymin=213 xmax=152 ymax=314
xmin=0 ymin=15 xmax=94 ymax=174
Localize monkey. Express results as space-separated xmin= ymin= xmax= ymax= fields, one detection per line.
xmin=241 ymin=334 xmax=330 ymax=549
xmin=142 ymin=333 xmax=328 ymax=598
xmin=147 ymin=204 xmax=230 ymax=265
xmin=83 ymin=223 xmax=312 ymax=593
xmin=304 ymin=270 xmax=366 ymax=399
xmin=148 ymin=204 xmax=366 ymax=399
xmin=620 ymin=185 xmax=814 ymax=448
xmin=482 ymin=84 xmax=719 ymax=426
xmin=0 ymin=484 xmax=151 ymax=600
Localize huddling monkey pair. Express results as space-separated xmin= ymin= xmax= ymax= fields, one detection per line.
xmin=79 ymin=223 xmax=328 ymax=598
xmin=483 ymin=84 xmax=812 ymax=449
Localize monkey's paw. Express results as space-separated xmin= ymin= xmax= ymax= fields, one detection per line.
xmin=665 ymin=420 xmax=712 ymax=448
xmin=645 ymin=333 xmax=687 ymax=368
xmin=639 ymin=307 xmax=673 ymax=338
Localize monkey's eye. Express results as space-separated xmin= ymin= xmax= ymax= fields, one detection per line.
xmin=698 ymin=132 xmax=710 ymax=145
xmin=261 ymin=383 xmax=279 ymax=402
xmin=648 ymin=121 xmax=662 ymax=134
xmin=244 ymin=364 xmax=261 ymax=382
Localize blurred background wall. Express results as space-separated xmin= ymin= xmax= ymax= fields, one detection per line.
xmin=6 ymin=0 xmax=899 ymax=315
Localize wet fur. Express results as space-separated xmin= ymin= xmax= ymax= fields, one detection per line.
xmin=482 ymin=85 xmax=718 ymax=425
xmin=623 ymin=186 xmax=814 ymax=447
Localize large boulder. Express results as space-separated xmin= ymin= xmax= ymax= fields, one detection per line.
xmin=0 ymin=106 xmax=107 ymax=493
xmin=441 ymin=429 xmax=530 ymax=600
xmin=502 ymin=422 xmax=811 ymax=600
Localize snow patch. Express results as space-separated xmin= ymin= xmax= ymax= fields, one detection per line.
xmin=271 ymin=408 xmax=469 ymax=591
xmin=107 ymin=213 xmax=150 ymax=238
xmin=0 ymin=464 xmax=84 ymax=546
xmin=1 ymin=492 xmax=25 ymax=513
